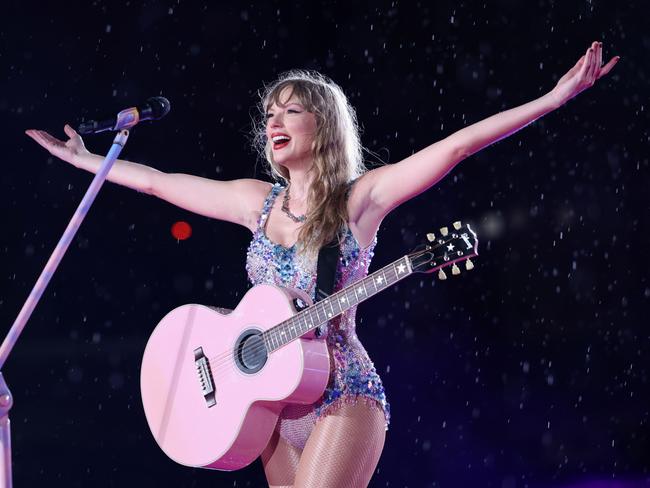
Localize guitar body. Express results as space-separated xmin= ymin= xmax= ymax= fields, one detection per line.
xmin=140 ymin=284 xmax=330 ymax=470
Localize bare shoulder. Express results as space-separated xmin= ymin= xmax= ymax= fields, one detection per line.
xmin=233 ymin=178 xmax=273 ymax=201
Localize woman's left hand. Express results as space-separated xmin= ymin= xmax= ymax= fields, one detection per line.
xmin=551 ymin=41 xmax=620 ymax=107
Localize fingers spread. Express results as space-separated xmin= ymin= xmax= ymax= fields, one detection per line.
xmin=598 ymin=56 xmax=620 ymax=78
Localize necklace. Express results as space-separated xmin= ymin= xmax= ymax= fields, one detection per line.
xmin=281 ymin=183 xmax=306 ymax=223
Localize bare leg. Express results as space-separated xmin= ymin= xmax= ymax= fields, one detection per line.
xmin=261 ymin=427 xmax=303 ymax=488
xmin=293 ymin=400 xmax=387 ymax=488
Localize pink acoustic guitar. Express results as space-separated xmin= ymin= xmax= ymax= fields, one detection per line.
xmin=140 ymin=221 xmax=478 ymax=470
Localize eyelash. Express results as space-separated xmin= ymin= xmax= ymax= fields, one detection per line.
xmin=266 ymin=109 xmax=300 ymax=119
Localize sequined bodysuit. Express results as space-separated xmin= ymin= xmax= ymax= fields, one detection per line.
xmin=245 ymin=182 xmax=391 ymax=450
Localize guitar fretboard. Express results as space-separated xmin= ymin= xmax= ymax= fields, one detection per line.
xmin=262 ymin=255 xmax=413 ymax=352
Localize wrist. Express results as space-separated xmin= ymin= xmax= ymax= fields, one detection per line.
xmin=70 ymin=149 xmax=91 ymax=168
xmin=547 ymin=88 xmax=566 ymax=110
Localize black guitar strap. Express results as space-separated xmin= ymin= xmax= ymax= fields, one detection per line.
xmin=316 ymin=232 xmax=340 ymax=302
xmin=314 ymin=231 xmax=341 ymax=337
xmin=314 ymin=181 xmax=355 ymax=336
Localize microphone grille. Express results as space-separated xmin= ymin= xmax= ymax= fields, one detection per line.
xmin=146 ymin=96 xmax=171 ymax=120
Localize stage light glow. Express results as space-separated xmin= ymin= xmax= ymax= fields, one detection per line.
xmin=171 ymin=221 xmax=192 ymax=240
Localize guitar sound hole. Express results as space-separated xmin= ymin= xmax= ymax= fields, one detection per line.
xmin=234 ymin=329 xmax=268 ymax=374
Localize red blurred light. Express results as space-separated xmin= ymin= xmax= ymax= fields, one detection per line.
xmin=171 ymin=221 xmax=192 ymax=240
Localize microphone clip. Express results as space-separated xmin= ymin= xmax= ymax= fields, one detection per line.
xmin=114 ymin=107 xmax=140 ymax=131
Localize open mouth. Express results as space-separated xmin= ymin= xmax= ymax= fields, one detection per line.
xmin=272 ymin=135 xmax=291 ymax=150
xmin=273 ymin=140 xmax=290 ymax=150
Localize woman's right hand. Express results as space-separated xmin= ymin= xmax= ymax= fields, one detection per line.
xmin=25 ymin=124 xmax=90 ymax=167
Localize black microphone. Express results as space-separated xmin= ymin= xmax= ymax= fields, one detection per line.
xmin=77 ymin=96 xmax=171 ymax=135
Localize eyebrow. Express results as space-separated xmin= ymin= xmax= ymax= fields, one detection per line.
xmin=266 ymin=101 xmax=304 ymax=111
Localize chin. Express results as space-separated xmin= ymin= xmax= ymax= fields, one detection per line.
xmin=272 ymin=155 xmax=289 ymax=167
xmin=271 ymin=150 xmax=311 ymax=170
xmin=273 ymin=154 xmax=296 ymax=168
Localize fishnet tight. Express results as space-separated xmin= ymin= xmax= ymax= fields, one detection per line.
xmin=261 ymin=400 xmax=386 ymax=488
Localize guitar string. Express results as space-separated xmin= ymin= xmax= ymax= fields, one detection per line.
xmin=204 ymin=257 xmax=408 ymax=374
xmin=201 ymin=236 xmax=463 ymax=375
xmin=202 ymin=237 xmax=463 ymax=375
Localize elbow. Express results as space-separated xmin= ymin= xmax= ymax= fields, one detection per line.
xmin=147 ymin=171 xmax=165 ymax=197
xmin=143 ymin=178 xmax=156 ymax=196
xmin=455 ymin=145 xmax=471 ymax=161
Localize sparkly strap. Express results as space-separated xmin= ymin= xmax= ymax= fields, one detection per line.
xmin=256 ymin=183 xmax=283 ymax=230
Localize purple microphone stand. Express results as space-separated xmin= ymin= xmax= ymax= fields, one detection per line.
xmin=0 ymin=108 xmax=141 ymax=487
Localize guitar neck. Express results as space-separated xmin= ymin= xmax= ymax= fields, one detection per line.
xmin=262 ymin=256 xmax=413 ymax=352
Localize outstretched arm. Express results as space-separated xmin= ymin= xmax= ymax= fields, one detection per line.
xmin=25 ymin=125 xmax=269 ymax=231
xmin=348 ymin=41 xmax=619 ymax=237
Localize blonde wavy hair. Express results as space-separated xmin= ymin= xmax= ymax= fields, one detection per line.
xmin=252 ymin=69 xmax=369 ymax=258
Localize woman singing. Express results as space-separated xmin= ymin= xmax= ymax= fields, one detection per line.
xmin=26 ymin=41 xmax=617 ymax=487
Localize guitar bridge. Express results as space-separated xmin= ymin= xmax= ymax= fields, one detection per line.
xmin=194 ymin=347 xmax=216 ymax=408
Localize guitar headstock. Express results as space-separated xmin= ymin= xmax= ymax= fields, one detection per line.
xmin=408 ymin=220 xmax=478 ymax=279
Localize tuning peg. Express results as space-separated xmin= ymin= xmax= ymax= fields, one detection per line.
xmin=426 ymin=232 xmax=436 ymax=242
xmin=453 ymin=221 xmax=462 ymax=230
xmin=438 ymin=269 xmax=447 ymax=280
xmin=440 ymin=226 xmax=449 ymax=236
xmin=465 ymin=258 xmax=474 ymax=270
xmin=451 ymin=263 xmax=460 ymax=275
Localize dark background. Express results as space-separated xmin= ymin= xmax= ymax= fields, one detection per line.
xmin=1 ymin=1 xmax=648 ymax=487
